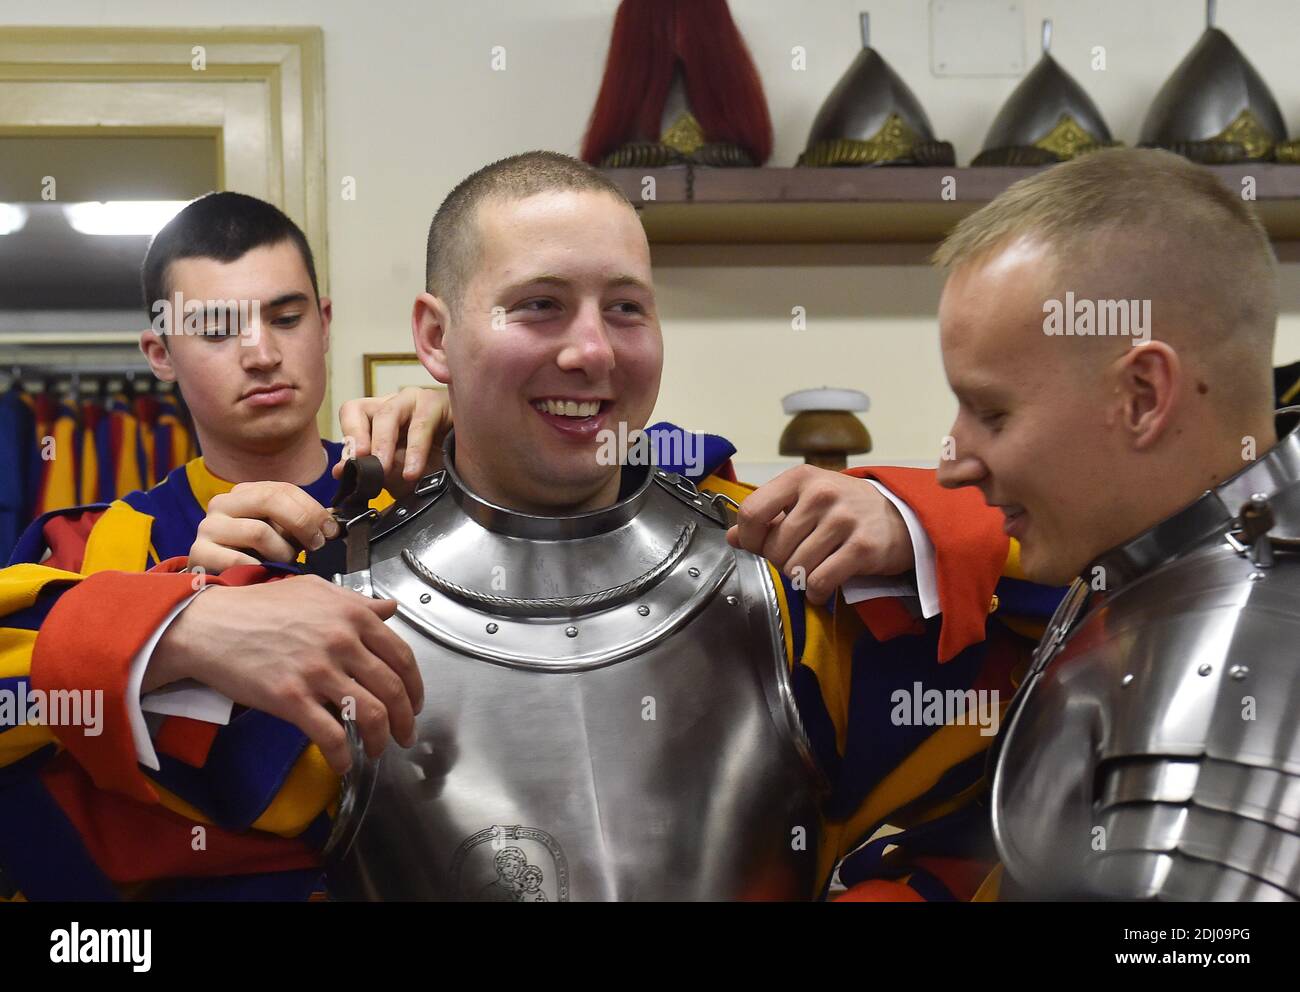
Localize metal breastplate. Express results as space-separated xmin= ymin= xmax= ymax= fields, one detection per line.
xmin=991 ymin=418 xmax=1300 ymax=900
xmin=324 ymin=448 xmax=823 ymax=901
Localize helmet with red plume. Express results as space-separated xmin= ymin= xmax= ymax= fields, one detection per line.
xmin=580 ymin=0 xmax=773 ymax=168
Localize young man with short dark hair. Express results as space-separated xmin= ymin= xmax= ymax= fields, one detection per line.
xmin=0 ymin=193 xmax=426 ymax=900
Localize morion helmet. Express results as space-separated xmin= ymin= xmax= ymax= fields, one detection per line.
xmin=973 ymin=20 xmax=1117 ymax=167
xmin=798 ymin=12 xmax=954 ymax=167
xmin=1140 ymin=0 xmax=1296 ymax=163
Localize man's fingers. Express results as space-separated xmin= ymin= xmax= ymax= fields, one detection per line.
xmin=217 ymin=483 xmax=338 ymax=548
xmin=187 ymin=541 xmax=262 ymax=574
xmin=357 ymin=595 xmax=399 ymax=621
xmin=330 ymin=678 xmax=393 ymax=761
xmin=287 ymin=698 xmax=354 ymax=775
xmin=368 ymin=394 xmax=414 ymax=476
xmin=805 ymin=546 xmax=872 ymax=606
xmin=782 ymin=518 xmax=849 ymax=585
xmin=337 ymin=397 xmax=382 ymax=460
xmin=758 ymin=499 xmax=825 ymax=572
xmin=345 ymin=644 xmax=418 ymax=749
xmin=205 ymin=518 xmax=301 ymax=563
xmin=354 ymin=601 xmax=424 ymax=715
xmin=732 ymin=471 xmax=801 ymax=553
xmin=399 ymin=388 xmax=441 ymax=480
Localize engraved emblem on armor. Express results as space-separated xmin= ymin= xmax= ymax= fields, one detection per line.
xmin=450 ymin=825 xmax=570 ymax=903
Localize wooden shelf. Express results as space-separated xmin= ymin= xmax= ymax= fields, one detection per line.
xmin=603 ymin=166 xmax=1300 ymax=253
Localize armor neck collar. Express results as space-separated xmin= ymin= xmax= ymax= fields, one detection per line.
xmin=441 ymin=431 xmax=654 ymax=540
xmin=1086 ymin=410 xmax=1300 ymax=591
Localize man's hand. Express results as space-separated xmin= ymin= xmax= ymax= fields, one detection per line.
xmin=146 ymin=575 xmax=423 ymax=775
xmin=334 ymin=387 xmax=452 ymax=499
xmin=188 ymin=481 xmax=340 ymax=574
xmin=727 ymin=464 xmax=914 ymax=605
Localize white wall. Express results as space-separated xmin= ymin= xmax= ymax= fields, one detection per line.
xmin=7 ymin=0 xmax=1300 ymax=479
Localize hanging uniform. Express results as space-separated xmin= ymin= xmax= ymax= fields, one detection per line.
xmin=151 ymin=391 xmax=196 ymax=486
xmin=0 ymin=389 xmax=35 ymax=563
xmin=31 ymin=395 xmax=80 ymax=519
xmin=105 ymin=391 xmax=145 ymax=499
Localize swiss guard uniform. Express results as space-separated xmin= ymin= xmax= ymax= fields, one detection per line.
xmin=0 ymin=437 xmax=386 ymax=900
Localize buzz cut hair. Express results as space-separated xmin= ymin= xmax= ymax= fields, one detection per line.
xmin=933 ymin=148 xmax=1278 ymax=379
xmin=425 ymin=150 xmax=634 ymax=318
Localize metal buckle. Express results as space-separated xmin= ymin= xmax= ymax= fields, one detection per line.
xmin=654 ymin=470 xmax=741 ymax=526
xmin=414 ymin=470 xmax=447 ymax=497
xmin=338 ymin=507 xmax=379 ymax=536
xmin=1227 ymin=493 xmax=1276 ymax=568
xmin=703 ymin=490 xmax=741 ymax=525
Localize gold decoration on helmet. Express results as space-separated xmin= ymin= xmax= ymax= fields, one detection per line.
xmin=1275 ymin=140 xmax=1300 ymax=164
xmin=797 ymin=113 xmax=921 ymax=167
xmin=1033 ymin=114 xmax=1109 ymax=159
xmin=1215 ymin=107 xmax=1275 ymax=161
xmin=660 ymin=111 xmax=706 ymax=157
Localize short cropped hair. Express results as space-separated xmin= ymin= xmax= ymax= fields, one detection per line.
xmin=425 ymin=150 xmax=633 ymax=317
xmin=933 ymin=148 xmax=1278 ymax=377
xmin=141 ymin=192 xmax=320 ymax=320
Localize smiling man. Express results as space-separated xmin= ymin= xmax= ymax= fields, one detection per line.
xmin=935 ymin=149 xmax=1278 ymax=585
xmin=933 ymin=147 xmax=1297 ymax=900
xmin=411 ymin=164 xmax=663 ymax=514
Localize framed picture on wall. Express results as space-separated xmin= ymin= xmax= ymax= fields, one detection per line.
xmin=363 ymin=352 xmax=438 ymax=397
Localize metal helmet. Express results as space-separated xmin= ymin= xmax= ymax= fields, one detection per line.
xmin=973 ymin=20 xmax=1116 ymax=167
xmin=798 ymin=12 xmax=954 ymax=167
xmin=599 ymin=64 xmax=761 ymax=168
xmin=1140 ymin=1 xmax=1288 ymax=163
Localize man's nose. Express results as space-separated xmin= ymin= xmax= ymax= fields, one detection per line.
xmin=936 ymin=430 xmax=987 ymax=489
xmin=240 ymin=317 xmax=283 ymax=370
xmin=557 ymin=304 xmax=615 ymax=377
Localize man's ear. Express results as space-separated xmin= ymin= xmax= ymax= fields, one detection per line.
xmin=1114 ymin=340 xmax=1180 ymax=450
xmin=412 ymin=292 xmax=452 ymax=384
xmin=139 ymin=328 xmax=177 ymax=382
xmin=318 ymin=295 xmax=333 ymax=355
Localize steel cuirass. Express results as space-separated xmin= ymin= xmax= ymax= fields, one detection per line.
xmin=323 ymin=435 xmax=824 ymax=901
xmin=991 ymin=415 xmax=1300 ymax=900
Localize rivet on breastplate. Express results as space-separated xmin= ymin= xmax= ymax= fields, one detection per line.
xmin=1121 ymin=673 xmax=1134 ymax=687
xmin=726 ymin=595 xmax=738 ymax=605
xmin=352 ymin=584 xmax=365 ymax=593
xmin=565 ymin=625 xmax=579 ymax=637
xmin=1229 ymin=664 xmax=1249 ymax=680
xmin=397 ymin=507 xmax=408 ymax=517
xmin=486 ymin=622 xmax=498 ymax=634
xmin=1197 ymin=663 xmax=1212 ymax=676
xmin=637 ymin=605 xmax=650 ymax=616
xmin=1249 ymin=570 xmax=1267 ymax=581
xmin=419 ymin=592 xmax=431 ymax=604
xmin=688 ymin=566 xmax=700 ymax=578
